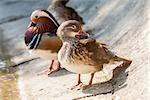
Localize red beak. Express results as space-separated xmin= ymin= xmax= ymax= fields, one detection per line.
xmin=79 ymin=31 xmax=87 ymax=35
xmin=27 ymin=22 xmax=36 ymax=28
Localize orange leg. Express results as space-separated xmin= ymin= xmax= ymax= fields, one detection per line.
xmin=82 ymin=73 xmax=95 ymax=89
xmin=71 ymin=74 xmax=83 ymax=90
xmin=48 ymin=62 xmax=61 ymax=75
xmin=38 ymin=60 xmax=61 ymax=76
xmin=89 ymin=73 xmax=95 ymax=85
xmin=49 ymin=60 xmax=55 ymax=71
xmin=76 ymin=74 xmax=82 ymax=85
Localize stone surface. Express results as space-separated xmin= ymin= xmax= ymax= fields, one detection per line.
xmin=0 ymin=0 xmax=149 ymax=99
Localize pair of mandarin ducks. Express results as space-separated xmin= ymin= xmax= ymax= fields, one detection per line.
xmin=24 ymin=0 xmax=132 ymax=89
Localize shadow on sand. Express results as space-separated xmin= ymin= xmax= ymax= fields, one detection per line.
xmin=72 ymin=62 xmax=131 ymax=99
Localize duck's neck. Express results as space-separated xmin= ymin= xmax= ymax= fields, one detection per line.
xmin=52 ymin=2 xmax=65 ymax=7
xmin=61 ymin=36 xmax=79 ymax=44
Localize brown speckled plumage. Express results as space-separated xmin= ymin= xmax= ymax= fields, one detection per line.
xmin=57 ymin=20 xmax=132 ymax=89
xmin=59 ymin=36 xmax=115 ymax=72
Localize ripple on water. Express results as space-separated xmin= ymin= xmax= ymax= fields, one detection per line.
xmin=0 ymin=59 xmax=6 ymax=68
xmin=0 ymin=59 xmax=20 ymax=100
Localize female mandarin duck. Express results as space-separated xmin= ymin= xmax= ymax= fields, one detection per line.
xmin=24 ymin=0 xmax=84 ymax=76
xmin=56 ymin=20 xmax=132 ymax=90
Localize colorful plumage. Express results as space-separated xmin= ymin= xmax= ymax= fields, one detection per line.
xmin=24 ymin=0 xmax=85 ymax=75
xmin=24 ymin=9 xmax=62 ymax=75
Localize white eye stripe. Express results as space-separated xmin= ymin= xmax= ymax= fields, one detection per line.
xmin=31 ymin=10 xmax=59 ymax=27
xmin=67 ymin=25 xmax=77 ymax=29
xmin=71 ymin=25 xmax=77 ymax=29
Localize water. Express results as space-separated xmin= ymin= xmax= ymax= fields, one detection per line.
xmin=0 ymin=59 xmax=5 ymax=68
xmin=0 ymin=33 xmax=19 ymax=99
xmin=0 ymin=59 xmax=20 ymax=100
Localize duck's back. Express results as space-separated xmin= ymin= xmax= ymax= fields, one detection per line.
xmin=48 ymin=5 xmax=84 ymax=24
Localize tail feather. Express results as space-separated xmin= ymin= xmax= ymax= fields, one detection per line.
xmin=112 ymin=56 xmax=132 ymax=66
xmin=110 ymin=56 xmax=132 ymax=80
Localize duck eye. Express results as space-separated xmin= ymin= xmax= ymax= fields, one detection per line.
xmin=71 ymin=25 xmax=77 ymax=29
xmin=35 ymin=15 xmax=38 ymax=18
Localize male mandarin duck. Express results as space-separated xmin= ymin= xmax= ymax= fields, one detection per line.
xmin=56 ymin=20 xmax=132 ymax=89
xmin=24 ymin=9 xmax=62 ymax=75
xmin=48 ymin=0 xmax=84 ymax=24
xmin=24 ymin=0 xmax=85 ymax=76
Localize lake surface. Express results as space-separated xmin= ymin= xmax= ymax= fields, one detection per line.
xmin=0 ymin=33 xmax=20 ymax=99
xmin=0 ymin=59 xmax=20 ymax=100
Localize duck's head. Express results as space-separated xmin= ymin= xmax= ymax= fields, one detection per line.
xmin=57 ymin=20 xmax=88 ymax=39
xmin=24 ymin=9 xmax=59 ymax=49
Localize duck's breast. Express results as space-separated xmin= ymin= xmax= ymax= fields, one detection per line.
xmin=29 ymin=49 xmax=57 ymax=60
xmin=58 ymin=42 xmax=99 ymax=74
xmin=62 ymin=63 xmax=98 ymax=74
